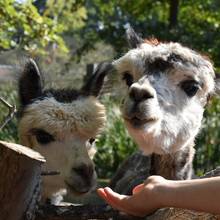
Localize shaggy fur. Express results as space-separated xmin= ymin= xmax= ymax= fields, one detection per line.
xmin=113 ymin=27 xmax=217 ymax=179
xmin=18 ymin=59 xmax=112 ymax=204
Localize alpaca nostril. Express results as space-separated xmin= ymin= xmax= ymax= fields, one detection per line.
xmin=129 ymin=86 xmax=154 ymax=102
xmin=72 ymin=164 xmax=94 ymax=179
xmin=142 ymin=91 xmax=154 ymax=100
xmin=129 ymin=87 xmax=138 ymax=100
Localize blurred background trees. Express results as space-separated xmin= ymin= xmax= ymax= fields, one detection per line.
xmin=0 ymin=0 xmax=86 ymax=54
xmin=0 ymin=0 xmax=220 ymax=179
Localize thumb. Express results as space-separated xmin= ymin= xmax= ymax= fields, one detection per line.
xmin=132 ymin=183 xmax=144 ymax=195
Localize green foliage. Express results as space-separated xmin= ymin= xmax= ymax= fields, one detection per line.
xmin=80 ymin=0 xmax=220 ymax=68
xmin=177 ymin=0 xmax=220 ymax=67
xmin=194 ymin=97 xmax=220 ymax=175
xmin=94 ymin=96 xmax=136 ymax=178
xmin=45 ymin=0 xmax=86 ymax=32
xmin=0 ymin=0 xmax=86 ymax=55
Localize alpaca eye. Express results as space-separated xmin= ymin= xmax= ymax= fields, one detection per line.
xmin=89 ymin=138 xmax=95 ymax=145
xmin=122 ymin=72 xmax=133 ymax=87
xmin=32 ymin=129 xmax=55 ymax=145
xmin=181 ymin=80 xmax=200 ymax=97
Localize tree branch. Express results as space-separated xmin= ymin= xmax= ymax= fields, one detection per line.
xmin=0 ymin=97 xmax=16 ymax=130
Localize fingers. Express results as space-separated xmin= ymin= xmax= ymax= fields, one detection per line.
xmin=97 ymin=187 xmax=131 ymax=211
xmin=97 ymin=188 xmax=122 ymax=210
xmin=97 ymin=188 xmax=107 ymax=199
xmin=104 ymin=187 xmax=128 ymax=204
xmin=132 ymin=183 xmax=144 ymax=194
xmin=97 ymin=187 xmax=145 ymax=217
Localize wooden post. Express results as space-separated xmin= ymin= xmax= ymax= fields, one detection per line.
xmin=0 ymin=141 xmax=45 ymax=220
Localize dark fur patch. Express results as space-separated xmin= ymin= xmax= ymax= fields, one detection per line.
xmin=45 ymin=89 xmax=81 ymax=103
xmin=17 ymin=89 xmax=82 ymax=118
xmin=168 ymin=53 xmax=185 ymax=63
xmin=147 ymin=58 xmax=172 ymax=73
xmin=146 ymin=53 xmax=186 ymax=73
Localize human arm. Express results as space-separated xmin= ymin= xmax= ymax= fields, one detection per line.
xmin=97 ymin=176 xmax=220 ymax=217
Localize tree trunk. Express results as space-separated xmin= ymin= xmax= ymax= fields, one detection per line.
xmin=169 ymin=0 xmax=179 ymax=28
xmin=0 ymin=141 xmax=45 ymax=220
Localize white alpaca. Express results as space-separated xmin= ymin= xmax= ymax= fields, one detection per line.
xmin=112 ymin=27 xmax=218 ymax=180
xmin=18 ymin=59 xmax=112 ymax=204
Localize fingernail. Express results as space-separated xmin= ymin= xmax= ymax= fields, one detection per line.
xmin=103 ymin=187 xmax=112 ymax=193
xmin=97 ymin=188 xmax=104 ymax=191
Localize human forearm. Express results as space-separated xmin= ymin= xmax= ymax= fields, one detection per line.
xmin=97 ymin=176 xmax=220 ymax=217
xmin=159 ymin=177 xmax=220 ymax=214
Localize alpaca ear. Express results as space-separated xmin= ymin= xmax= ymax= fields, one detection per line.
xmin=126 ymin=26 xmax=144 ymax=48
xmin=81 ymin=62 xmax=114 ymax=97
xmin=19 ymin=59 xmax=43 ymax=106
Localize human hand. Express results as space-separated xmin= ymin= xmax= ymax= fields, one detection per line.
xmin=97 ymin=176 xmax=167 ymax=217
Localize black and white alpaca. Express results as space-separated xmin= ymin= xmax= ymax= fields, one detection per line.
xmin=112 ymin=27 xmax=219 ymax=181
xmin=18 ymin=59 xmax=112 ymax=204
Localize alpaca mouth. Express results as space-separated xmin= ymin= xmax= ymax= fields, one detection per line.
xmin=124 ymin=116 xmax=157 ymax=127
xmin=65 ymin=181 xmax=91 ymax=195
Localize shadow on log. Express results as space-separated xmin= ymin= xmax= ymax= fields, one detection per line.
xmin=36 ymin=204 xmax=144 ymax=220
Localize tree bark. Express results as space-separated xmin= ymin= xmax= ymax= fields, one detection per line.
xmin=0 ymin=141 xmax=45 ymax=220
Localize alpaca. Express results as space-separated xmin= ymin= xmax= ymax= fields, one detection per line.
xmin=112 ymin=27 xmax=218 ymax=181
xmin=18 ymin=59 xmax=112 ymax=204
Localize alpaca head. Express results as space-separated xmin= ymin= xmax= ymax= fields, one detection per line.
xmin=18 ymin=59 xmax=112 ymax=201
xmin=113 ymin=27 xmax=217 ymax=155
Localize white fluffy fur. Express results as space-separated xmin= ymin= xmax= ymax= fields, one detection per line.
xmin=19 ymin=96 xmax=106 ymax=141
xmin=19 ymin=96 xmax=106 ymax=202
xmin=114 ymin=41 xmax=215 ymax=155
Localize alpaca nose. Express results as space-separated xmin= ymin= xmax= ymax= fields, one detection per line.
xmin=129 ymin=83 xmax=154 ymax=102
xmin=72 ymin=164 xmax=94 ymax=179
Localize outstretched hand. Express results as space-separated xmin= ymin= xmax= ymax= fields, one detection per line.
xmin=97 ymin=176 xmax=167 ymax=217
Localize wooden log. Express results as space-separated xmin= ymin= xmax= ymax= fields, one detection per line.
xmin=36 ymin=204 xmax=144 ymax=220
xmin=0 ymin=141 xmax=45 ymax=220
